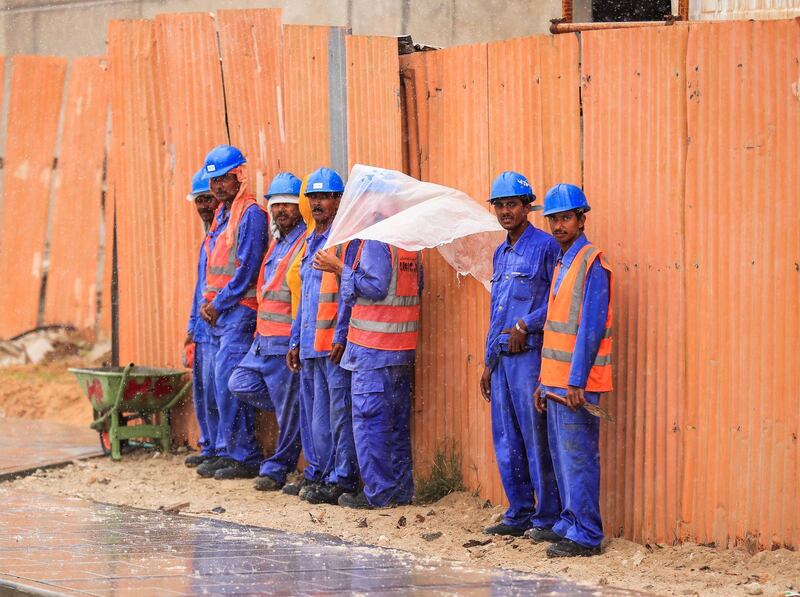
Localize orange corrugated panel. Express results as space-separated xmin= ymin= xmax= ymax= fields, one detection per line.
xmin=683 ymin=19 xmax=800 ymax=549
xmin=582 ymin=25 xmax=689 ymax=544
xmin=107 ymin=20 xmax=169 ymax=365
xmin=217 ymin=9 xmax=285 ymax=199
xmin=346 ymin=35 xmax=403 ymax=170
xmin=0 ymin=56 xmax=66 ymax=338
xmin=155 ymin=12 xmax=228 ymax=370
xmin=43 ymin=57 xmax=108 ymax=332
xmin=282 ymin=25 xmax=333 ymax=175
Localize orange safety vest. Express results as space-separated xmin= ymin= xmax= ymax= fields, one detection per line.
xmin=256 ymin=232 xmax=307 ymax=338
xmin=314 ymin=242 xmax=354 ymax=353
xmin=348 ymin=244 xmax=421 ymax=351
xmin=204 ymin=198 xmax=261 ymax=311
xmin=540 ymin=243 xmax=613 ymax=392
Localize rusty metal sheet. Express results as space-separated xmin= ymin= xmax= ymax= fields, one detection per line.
xmin=217 ymin=9 xmax=285 ymax=200
xmin=155 ymin=12 xmax=228 ymax=370
xmin=0 ymin=56 xmax=66 ymax=338
xmin=582 ymin=24 xmax=689 ymax=544
xmin=346 ymin=35 xmax=403 ymax=171
xmin=682 ymin=19 xmax=800 ymax=549
xmin=107 ymin=20 xmax=169 ymax=365
xmin=43 ymin=57 xmax=108 ymax=332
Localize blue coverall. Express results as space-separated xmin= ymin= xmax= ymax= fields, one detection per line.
xmin=486 ymin=223 xmax=562 ymax=530
xmin=539 ymin=233 xmax=610 ymax=549
xmin=227 ymin=221 xmax=307 ymax=483
xmin=289 ymin=229 xmax=359 ymax=491
xmin=187 ymin=239 xmax=218 ymax=458
xmin=205 ymin=203 xmax=269 ymax=467
xmin=339 ymin=240 xmax=422 ymax=507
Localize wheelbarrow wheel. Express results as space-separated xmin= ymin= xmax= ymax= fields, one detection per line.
xmin=95 ymin=414 xmax=128 ymax=456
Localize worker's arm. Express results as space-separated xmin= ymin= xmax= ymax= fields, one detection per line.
xmin=211 ymin=206 xmax=269 ymax=313
xmin=339 ymin=240 xmax=392 ymax=306
xmin=568 ymin=259 xmax=610 ymax=389
xmin=332 ymin=242 xmax=360 ymax=344
xmin=187 ymin=243 xmax=205 ymax=340
xmin=520 ymin=238 xmax=560 ymax=334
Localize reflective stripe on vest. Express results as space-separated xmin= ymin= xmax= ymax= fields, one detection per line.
xmin=256 ymin=232 xmax=306 ymax=338
xmin=348 ymin=245 xmax=421 ymax=351
xmin=540 ymin=243 xmax=613 ymax=392
xmin=314 ymin=242 xmax=351 ymax=353
xmin=204 ymin=198 xmax=260 ymax=311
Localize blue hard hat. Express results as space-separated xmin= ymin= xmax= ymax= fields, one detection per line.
xmin=200 ymin=144 xmax=246 ymax=180
xmin=489 ymin=171 xmax=535 ymax=203
xmin=543 ymin=183 xmax=591 ymax=216
xmin=265 ymin=172 xmax=302 ymax=198
xmin=187 ymin=167 xmax=210 ymax=200
xmin=305 ymin=167 xmax=345 ymax=195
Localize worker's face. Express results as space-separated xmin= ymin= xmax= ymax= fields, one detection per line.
xmin=546 ymin=210 xmax=585 ymax=247
xmin=209 ymin=172 xmax=241 ymax=204
xmin=307 ymin=192 xmax=341 ymax=227
xmin=270 ymin=202 xmax=302 ymax=236
xmin=492 ymin=196 xmax=529 ymax=232
xmin=194 ymin=193 xmax=219 ymax=227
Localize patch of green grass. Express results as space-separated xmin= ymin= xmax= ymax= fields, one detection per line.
xmin=414 ymin=439 xmax=465 ymax=504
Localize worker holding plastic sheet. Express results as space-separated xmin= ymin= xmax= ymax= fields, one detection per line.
xmin=534 ymin=183 xmax=613 ymax=558
xmin=227 ymin=173 xmax=307 ymax=491
xmin=479 ymin=171 xmax=562 ymax=538
xmin=314 ymin=176 xmax=423 ymax=510
xmin=195 ymin=145 xmax=269 ymax=481
xmin=183 ymin=168 xmax=221 ymax=469
xmin=284 ymin=168 xmax=360 ymax=503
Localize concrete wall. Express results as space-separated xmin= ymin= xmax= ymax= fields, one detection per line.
xmin=0 ymin=0 xmax=563 ymax=57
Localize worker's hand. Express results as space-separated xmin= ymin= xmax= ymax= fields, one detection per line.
xmin=565 ymin=385 xmax=586 ymax=411
xmin=200 ymin=303 xmax=220 ymax=326
xmin=480 ymin=366 xmax=492 ymax=402
xmin=500 ymin=319 xmax=528 ymax=354
xmin=329 ymin=343 xmax=345 ymax=365
xmin=533 ymin=384 xmax=547 ymax=413
xmin=312 ymin=249 xmax=344 ymax=275
xmin=286 ymin=347 xmax=301 ymax=372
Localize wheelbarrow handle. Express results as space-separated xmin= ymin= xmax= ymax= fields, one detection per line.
xmin=90 ymin=363 xmax=135 ymax=431
xmin=161 ymin=377 xmax=194 ymax=413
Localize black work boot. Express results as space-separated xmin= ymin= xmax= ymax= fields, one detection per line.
xmin=304 ymin=484 xmax=348 ymax=505
xmin=196 ymin=457 xmax=234 ymax=478
xmin=337 ymin=491 xmax=374 ymax=510
xmin=184 ymin=453 xmax=212 ymax=468
xmin=214 ymin=460 xmax=259 ymax=480
xmin=546 ymin=538 xmax=602 ymax=558
xmin=282 ymin=477 xmax=314 ymax=496
xmin=524 ymin=527 xmax=562 ymax=543
xmin=483 ymin=522 xmax=527 ymax=537
xmin=254 ymin=475 xmax=284 ymax=491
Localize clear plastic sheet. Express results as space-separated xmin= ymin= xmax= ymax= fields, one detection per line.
xmin=324 ymin=165 xmax=503 ymax=290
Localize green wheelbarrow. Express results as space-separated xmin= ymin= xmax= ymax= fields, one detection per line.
xmin=69 ymin=364 xmax=192 ymax=460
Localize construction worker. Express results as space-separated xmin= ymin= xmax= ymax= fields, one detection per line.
xmin=184 ymin=168 xmax=220 ymax=468
xmin=195 ymin=144 xmax=269 ymax=481
xmin=480 ymin=171 xmax=561 ymax=537
xmin=534 ymin=183 xmax=612 ymax=558
xmin=227 ymin=173 xmax=307 ymax=491
xmin=314 ymin=191 xmax=422 ymax=509
xmin=285 ymin=167 xmax=359 ymax=503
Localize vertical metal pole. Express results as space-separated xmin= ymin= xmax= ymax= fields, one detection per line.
xmin=111 ymin=198 xmax=119 ymax=368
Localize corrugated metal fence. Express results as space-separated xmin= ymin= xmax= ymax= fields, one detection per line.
xmin=0 ymin=12 xmax=797 ymax=550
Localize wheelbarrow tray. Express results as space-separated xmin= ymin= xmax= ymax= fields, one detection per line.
xmin=69 ymin=366 xmax=187 ymax=413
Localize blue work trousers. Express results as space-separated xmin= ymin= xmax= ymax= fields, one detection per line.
xmin=228 ymin=348 xmax=301 ymax=483
xmin=491 ymin=351 xmax=560 ymax=529
xmin=351 ymin=365 xmax=413 ymax=507
xmin=298 ymin=357 xmax=357 ymax=489
xmin=542 ymin=384 xmax=604 ymax=548
xmin=191 ymin=341 xmax=219 ymax=458
xmin=209 ymin=330 xmax=261 ymax=467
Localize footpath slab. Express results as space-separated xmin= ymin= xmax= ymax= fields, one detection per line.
xmin=0 ymin=488 xmax=646 ymax=596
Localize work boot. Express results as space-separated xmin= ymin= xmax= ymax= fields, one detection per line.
xmin=524 ymin=527 xmax=562 ymax=543
xmin=298 ymin=482 xmax=320 ymax=501
xmin=196 ymin=457 xmax=234 ymax=478
xmin=282 ymin=477 xmax=314 ymax=496
xmin=254 ymin=475 xmax=284 ymax=491
xmin=546 ymin=538 xmax=602 ymax=558
xmin=304 ymin=484 xmax=347 ymax=505
xmin=337 ymin=491 xmax=374 ymax=510
xmin=184 ymin=453 xmax=212 ymax=468
xmin=214 ymin=460 xmax=259 ymax=480
xmin=483 ymin=522 xmax=526 ymax=537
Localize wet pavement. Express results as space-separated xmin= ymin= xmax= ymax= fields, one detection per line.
xmin=0 ymin=488 xmax=646 ymax=596
xmin=0 ymin=417 xmax=102 ymax=480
